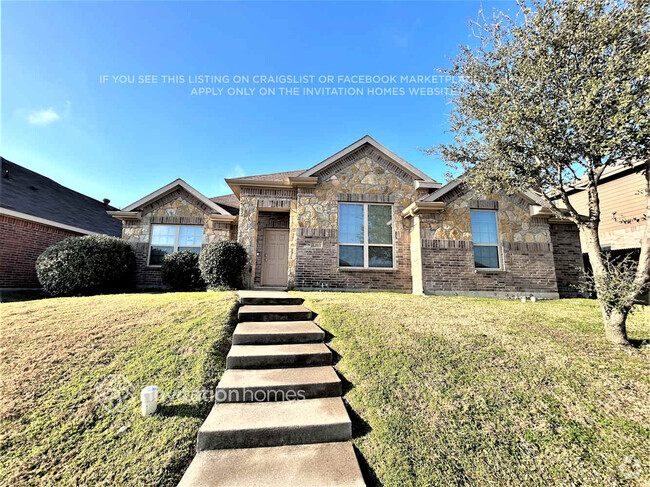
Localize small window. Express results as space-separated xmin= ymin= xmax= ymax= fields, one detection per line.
xmin=338 ymin=203 xmax=393 ymax=268
xmin=149 ymin=224 xmax=203 ymax=266
xmin=470 ymin=211 xmax=500 ymax=269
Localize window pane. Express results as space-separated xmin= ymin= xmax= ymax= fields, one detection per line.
xmin=151 ymin=225 xmax=176 ymax=245
xmin=150 ymin=246 xmax=174 ymax=265
xmin=470 ymin=211 xmax=498 ymax=244
xmin=369 ymin=246 xmax=393 ymax=268
xmin=178 ymin=247 xmax=201 ymax=254
xmin=368 ymin=205 xmax=393 ymax=245
xmin=474 ymin=246 xmax=499 ymax=269
xmin=179 ymin=226 xmax=203 ymax=246
xmin=339 ymin=245 xmax=364 ymax=267
xmin=339 ymin=204 xmax=364 ymax=244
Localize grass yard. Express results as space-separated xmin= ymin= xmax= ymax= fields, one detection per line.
xmin=0 ymin=292 xmax=237 ymax=486
xmin=296 ymin=293 xmax=650 ymax=486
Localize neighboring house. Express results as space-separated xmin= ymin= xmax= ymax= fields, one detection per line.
xmin=0 ymin=158 xmax=122 ymax=289
xmin=564 ymin=161 xmax=646 ymax=252
xmin=109 ymin=135 xmax=583 ymax=298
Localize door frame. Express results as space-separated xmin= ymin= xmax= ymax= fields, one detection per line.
xmin=260 ymin=228 xmax=290 ymax=287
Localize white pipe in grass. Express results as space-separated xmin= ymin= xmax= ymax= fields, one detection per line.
xmin=141 ymin=385 xmax=158 ymax=416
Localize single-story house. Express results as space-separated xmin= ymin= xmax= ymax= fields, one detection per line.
xmin=108 ymin=136 xmax=583 ymax=298
xmin=0 ymin=157 xmax=122 ymax=289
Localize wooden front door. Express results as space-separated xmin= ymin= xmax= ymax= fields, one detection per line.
xmin=261 ymin=229 xmax=290 ymax=287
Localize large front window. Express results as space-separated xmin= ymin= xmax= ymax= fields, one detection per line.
xmin=149 ymin=225 xmax=203 ymax=266
xmin=470 ymin=210 xmax=500 ymax=269
xmin=338 ymin=203 xmax=393 ymax=268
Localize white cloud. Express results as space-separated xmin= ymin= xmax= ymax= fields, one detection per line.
xmin=215 ymin=164 xmax=246 ymax=195
xmin=27 ymin=108 xmax=60 ymax=125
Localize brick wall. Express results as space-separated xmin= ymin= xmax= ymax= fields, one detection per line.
xmin=550 ymin=223 xmax=584 ymax=298
xmin=293 ymin=229 xmax=412 ymax=292
xmin=420 ymin=239 xmax=559 ymax=298
xmin=0 ymin=215 xmax=81 ymax=288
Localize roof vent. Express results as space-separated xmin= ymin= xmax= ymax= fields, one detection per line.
xmin=2 ymin=169 xmax=8 ymax=178
xmin=29 ymin=185 xmax=38 ymax=191
xmin=103 ymin=198 xmax=111 ymax=205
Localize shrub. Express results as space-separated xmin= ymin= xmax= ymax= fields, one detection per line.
xmin=36 ymin=235 xmax=136 ymax=296
xmin=161 ymin=250 xmax=205 ymax=291
xmin=199 ymin=240 xmax=248 ymax=289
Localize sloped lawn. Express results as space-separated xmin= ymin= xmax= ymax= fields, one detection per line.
xmin=0 ymin=292 xmax=237 ymax=486
xmin=297 ymin=293 xmax=650 ymax=486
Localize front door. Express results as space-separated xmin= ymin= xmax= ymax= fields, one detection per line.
xmin=261 ymin=229 xmax=289 ymax=287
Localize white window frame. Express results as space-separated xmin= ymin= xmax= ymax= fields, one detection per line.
xmin=338 ymin=202 xmax=395 ymax=269
xmin=148 ymin=224 xmax=203 ymax=267
xmin=470 ymin=209 xmax=502 ymax=270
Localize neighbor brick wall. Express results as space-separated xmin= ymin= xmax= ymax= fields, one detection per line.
xmin=550 ymin=223 xmax=584 ymax=298
xmin=420 ymin=239 xmax=559 ymax=298
xmin=0 ymin=215 xmax=81 ymax=288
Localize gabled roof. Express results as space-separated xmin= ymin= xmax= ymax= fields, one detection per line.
xmin=210 ymin=194 xmax=240 ymax=215
xmin=233 ymin=170 xmax=306 ymax=183
xmin=122 ymin=178 xmax=231 ymax=215
xmin=299 ymin=135 xmax=437 ymax=182
xmin=0 ymin=157 xmax=122 ymax=236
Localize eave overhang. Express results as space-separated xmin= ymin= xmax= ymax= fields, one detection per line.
xmin=226 ymin=176 xmax=318 ymax=197
xmin=107 ymin=210 xmax=142 ymax=221
xmin=208 ymin=214 xmax=238 ymax=224
xmin=402 ymin=201 xmax=446 ymax=218
xmin=414 ymin=180 xmax=443 ymax=191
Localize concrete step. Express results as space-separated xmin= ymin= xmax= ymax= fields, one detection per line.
xmin=238 ymin=305 xmax=313 ymax=322
xmin=197 ymin=397 xmax=352 ymax=450
xmin=226 ymin=343 xmax=332 ymax=369
xmin=239 ymin=290 xmax=304 ymax=306
xmin=216 ymin=366 xmax=341 ymax=403
xmin=178 ymin=441 xmax=365 ymax=487
xmin=233 ymin=321 xmax=325 ymax=345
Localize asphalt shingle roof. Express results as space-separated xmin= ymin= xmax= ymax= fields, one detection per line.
xmin=210 ymin=194 xmax=240 ymax=215
xmin=0 ymin=158 xmax=122 ymax=236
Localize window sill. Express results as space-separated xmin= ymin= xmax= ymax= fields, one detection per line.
xmin=474 ymin=268 xmax=506 ymax=273
xmin=338 ymin=267 xmax=396 ymax=273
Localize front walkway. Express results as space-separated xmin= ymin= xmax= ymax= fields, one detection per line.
xmin=178 ymin=290 xmax=365 ymax=486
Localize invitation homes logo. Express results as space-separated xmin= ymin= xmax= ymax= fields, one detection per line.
xmin=94 ymin=374 xmax=307 ymax=414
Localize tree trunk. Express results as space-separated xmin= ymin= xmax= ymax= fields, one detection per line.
xmin=580 ymin=225 xmax=632 ymax=346
xmin=603 ymin=308 xmax=629 ymax=345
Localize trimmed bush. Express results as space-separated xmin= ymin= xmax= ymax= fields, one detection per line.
xmin=199 ymin=240 xmax=248 ymax=289
xmin=36 ymin=235 xmax=136 ymax=296
xmin=161 ymin=250 xmax=205 ymax=291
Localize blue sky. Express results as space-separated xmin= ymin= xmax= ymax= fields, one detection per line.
xmin=2 ymin=1 xmax=511 ymax=208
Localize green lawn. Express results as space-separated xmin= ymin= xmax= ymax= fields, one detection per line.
xmin=296 ymin=293 xmax=650 ymax=486
xmin=0 ymin=292 xmax=237 ymax=486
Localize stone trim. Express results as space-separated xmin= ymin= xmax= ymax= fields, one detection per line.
xmin=256 ymin=199 xmax=292 ymax=209
xmin=241 ymin=187 xmax=297 ymax=199
xmin=148 ymin=216 xmax=205 ymax=225
xmin=421 ymin=238 xmax=473 ymax=249
xmin=469 ymin=200 xmax=498 ymax=210
xmin=336 ymin=193 xmax=394 ymax=203
xmin=424 ymin=290 xmax=560 ymax=299
xmin=297 ymin=228 xmax=337 ymax=238
xmin=502 ymin=241 xmax=551 ymax=252
xmin=316 ymin=146 xmax=414 ymax=183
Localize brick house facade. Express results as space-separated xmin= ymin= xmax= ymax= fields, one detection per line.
xmin=109 ymin=136 xmax=583 ymax=297
xmin=0 ymin=158 xmax=122 ymax=289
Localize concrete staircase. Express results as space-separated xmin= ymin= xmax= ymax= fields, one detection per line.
xmin=178 ymin=291 xmax=365 ymax=487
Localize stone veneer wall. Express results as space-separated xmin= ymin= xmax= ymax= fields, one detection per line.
xmin=291 ymin=146 xmax=417 ymax=291
xmin=121 ymin=187 xmax=234 ymax=288
xmin=417 ymin=189 xmax=560 ymax=298
xmin=550 ymin=223 xmax=584 ymax=298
